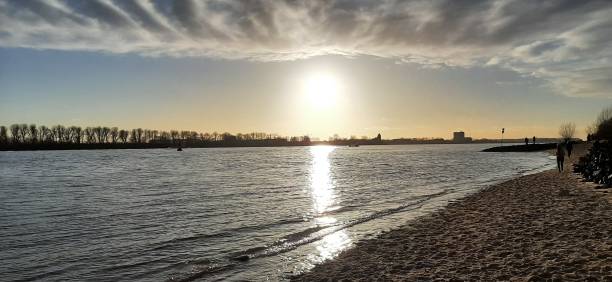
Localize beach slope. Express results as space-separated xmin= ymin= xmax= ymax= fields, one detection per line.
xmin=294 ymin=167 xmax=611 ymax=280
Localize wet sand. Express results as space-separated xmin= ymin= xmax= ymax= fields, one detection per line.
xmin=294 ymin=145 xmax=612 ymax=281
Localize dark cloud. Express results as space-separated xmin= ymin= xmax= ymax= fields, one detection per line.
xmin=0 ymin=0 xmax=611 ymax=96
xmin=69 ymin=0 xmax=133 ymax=28
xmin=111 ymin=0 xmax=171 ymax=34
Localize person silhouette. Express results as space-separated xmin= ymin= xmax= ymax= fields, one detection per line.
xmin=556 ymin=143 xmax=565 ymax=172
xmin=532 ymin=136 xmax=536 ymax=144
xmin=524 ymin=137 xmax=528 ymax=146
xmin=566 ymin=141 xmax=573 ymax=158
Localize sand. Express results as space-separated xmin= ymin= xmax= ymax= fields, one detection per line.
xmin=294 ymin=145 xmax=612 ymax=281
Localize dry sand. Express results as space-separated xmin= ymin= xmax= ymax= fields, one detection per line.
xmin=294 ymin=145 xmax=611 ymax=281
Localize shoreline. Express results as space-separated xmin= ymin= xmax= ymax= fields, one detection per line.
xmin=293 ymin=144 xmax=611 ymax=281
xmin=0 ymin=141 xmax=547 ymax=152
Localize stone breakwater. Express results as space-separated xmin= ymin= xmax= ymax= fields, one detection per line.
xmin=482 ymin=143 xmax=557 ymax=152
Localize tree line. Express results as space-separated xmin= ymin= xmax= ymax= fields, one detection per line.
xmin=0 ymin=124 xmax=311 ymax=149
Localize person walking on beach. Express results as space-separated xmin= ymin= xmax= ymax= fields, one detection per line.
xmin=533 ymin=136 xmax=536 ymax=144
xmin=566 ymin=141 xmax=573 ymax=158
xmin=556 ymin=143 xmax=565 ymax=172
xmin=525 ymin=137 xmax=529 ymax=146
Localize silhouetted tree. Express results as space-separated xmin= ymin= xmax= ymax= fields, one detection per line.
xmin=159 ymin=131 xmax=170 ymax=142
xmin=10 ymin=124 xmax=20 ymax=143
xmin=110 ymin=127 xmax=119 ymax=143
xmin=52 ymin=125 xmax=67 ymax=143
xmin=28 ymin=124 xmax=38 ymax=143
xmin=93 ymin=127 xmax=103 ymax=143
xmin=84 ymin=127 xmax=95 ymax=144
xmin=170 ymin=130 xmax=179 ymax=144
xmin=180 ymin=131 xmax=189 ymax=141
xmin=593 ymin=106 xmax=612 ymax=140
xmin=19 ymin=124 xmax=28 ymax=143
xmin=101 ymin=127 xmax=110 ymax=143
xmin=144 ymin=129 xmax=152 ymax=143
xmin=69 ymin=126 xmax=82 ymax=144
xmin=1 ymin=123 xmax=314 ymax=149
xmin=136 ymin=128 xmax=143 ymax=143
xmin=221 ymin=132 xmax=236 ymax=142
xmin=39 ymin=126 xmax=51 ymax=142
xmin=0 ymin=126 xmax=7 ymax=144
xmin=119 ymin=129 xmax=129 ymax=143
xmin=559 ymin=122 xmax=576 ymax=141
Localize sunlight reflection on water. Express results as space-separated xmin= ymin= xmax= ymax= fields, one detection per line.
xmin=309 ymin=146 xmax=352 ymax=262
xmin=310 ymin=146 xmax=336 ymax=214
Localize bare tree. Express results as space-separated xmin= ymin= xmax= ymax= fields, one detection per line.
xmin=129 ymin=128 xmax=144 ymax=143
xmin=101 ymin=127 xmax=110 ymax=143
xmin=130 ymin=129 xmax=137 ymax=143
xmin=10 ymin=124 xmax=20 ymax=143
xmin=559 ymin=122 xmax=576 ymax=141
xmin=170 ymin=130 xmax=179 ymax=144
xmin=594 ymin=106 xmax=612 ymax=140
xmin=93 ymin=127 xmax=102 ymax=143
xmin=19 ymin=124 xmax=28 ymax=143
xmin=180 ymin=131 xmax=189 ymax=141
xmin=69 ymin=126 xmax=82 ymax=144
xmin=84 ymin=127 xmax=95 ymax=144
xmin=38 ymin=125 xmax=48 ymax=142
xmin=29 ymin=124 xmax=38 ymax=143
xmin=595 ymin=106 xmax=612 ymax=128
xmin=110 ymin=127 xmax=119 ymax=143
xmin=144 ymin=129 xmax=152 ymax=143
xmin=119 ymin=129 xmax=129 ymax=143
xmin=136 ymin=128 xmax=143 ymax=143
xmin=41 ymin=126 xmax=52 ymax=142
xmin=160 ymin=131 xmax=171 ymax=142
xmin=0 ymin=126 xmax=7 ymax=144
xmin=586 ymin=123 xmax=596 ymax=137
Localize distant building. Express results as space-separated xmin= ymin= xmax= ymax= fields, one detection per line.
xmin=453 ymin=131 xmax=472 ymax=143
xmin=453 ymin=131 xmax=465 ymax=143
xmin=371 ymin=133 xmax=382 ymax=144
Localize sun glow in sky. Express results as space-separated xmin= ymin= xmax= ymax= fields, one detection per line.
xmin=302 ymin=72 xmax=342 ymax=110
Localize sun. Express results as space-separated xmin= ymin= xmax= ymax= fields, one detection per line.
xmin=302 ymin=72 xmax=341 ymax=109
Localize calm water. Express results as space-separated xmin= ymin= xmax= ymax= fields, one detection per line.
xmin=0 ymin=144 xmax=554 ymax=281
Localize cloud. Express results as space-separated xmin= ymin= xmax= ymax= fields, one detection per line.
xmin=1 ymin=0 xmax=612 ymax=96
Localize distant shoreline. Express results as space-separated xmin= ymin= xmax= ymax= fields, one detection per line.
xmin=0 ymin=141 xmax=534 ymax=152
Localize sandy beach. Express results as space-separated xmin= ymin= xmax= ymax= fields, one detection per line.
xmin=294 ymin=145 xmax=612 ymax=281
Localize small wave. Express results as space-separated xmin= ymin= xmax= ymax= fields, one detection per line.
xmin=148 ymin=218 xmax=306 ymax=252
xmin=14 ymin=264 xmax=79 ymax=282
xmin=228 ymin=190 xmax=450 ymax=261
xmin=166 ymin=190 xmax=450 ymax=282
xmin=149 ymin=232 xmax=233 ymax=251
xmin=100 ymin=257 xmax=169 ymax=272
xmin=167 ymin=264 xmax=236 ymax=282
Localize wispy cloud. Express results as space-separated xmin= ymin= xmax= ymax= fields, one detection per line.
xmin=1 ymin=0 xmax=611 ymax=97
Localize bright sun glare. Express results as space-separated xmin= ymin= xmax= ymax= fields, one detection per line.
xmin=302 ymin=72 xmax=341 ymax=109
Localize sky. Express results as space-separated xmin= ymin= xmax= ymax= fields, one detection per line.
xmin=1 ymin=0 xmax=612 ymax=140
